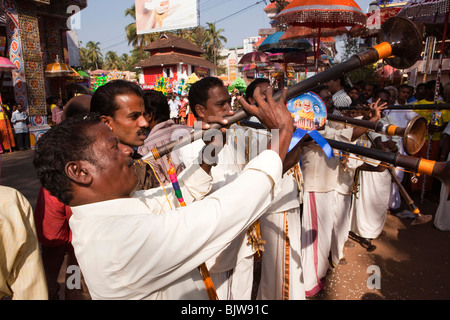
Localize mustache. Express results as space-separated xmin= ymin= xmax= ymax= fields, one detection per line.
xmin=127 ymin=158 xmax=136 ymax=167
xmin=137 ymin=128 xmax=149 ymax=136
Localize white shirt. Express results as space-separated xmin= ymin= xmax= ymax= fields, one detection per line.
xmin=179 ymin=125 xmax=301 ymax=270
xmin=332 ymin=89 xmax=352 ymax=107
xmin=69 ymin=150 xmax=282 ymax=300
xmin=300 ymin=124 xmax=354 ymax=192
xmin=11 ymin=110 xmax=28 ymax=133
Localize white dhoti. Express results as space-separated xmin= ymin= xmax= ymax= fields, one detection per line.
xmin=330 ymin=193 xmax=352 ymax=266
xmin=301 ymin=191 xmax=351 ymax=296
xmin=257 ymin=208 xmax=305 ymax=300
xmin=351 ymin=170 xmax=391 ymax=239
xmin=389 ymin=167 xmax=404 ymax=211
xmin=434 ymin=154 xmax=450 ymax=231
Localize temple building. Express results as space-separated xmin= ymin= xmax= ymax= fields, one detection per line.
xmin=135 ymin=34 xmax=217 ymax=93
xmin=0 ymin=0 xmax=86 ymax=146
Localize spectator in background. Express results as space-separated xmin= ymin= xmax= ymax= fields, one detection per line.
xmin=346 ymin=87 xmax=360 ymax=104
xmin=51 ymin=99 xmax=64 ymax=125
xmin=0 ymin=102 xmax=15 ymax=152
xmin=168 ymin=94 xmax=181 ymax=124
xmin=11 ymin=103 xmax=30 ymax=151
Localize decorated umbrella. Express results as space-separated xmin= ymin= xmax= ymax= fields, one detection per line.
xmin=44 ymin=57 xmax=74 ymax=78
xmin=238 ymin=51 xmax=269 ymax=78
xmin=274 ymin=0 xmax=367 ymax=71
xmin=45 ymin=56 xmax=74 ymax=101
xmin=238 ymin=50 xmax=268 ymax=65
xmin=280 ymin=25 xmax=347 ymax=40
xmin=349 ymin=3 xmax=403 ymax=38
xmin=397 ymin=0 xmax=450 ymax=24
xmin=259 ymin=31 xmax=312 ymax=86
xmin=0 ymin=56 xmax=17 ymax=152
xmin=258 ymin=31 xmax=312 ymax=53
xmin=398 ymin=0 xmax=450 ymax=203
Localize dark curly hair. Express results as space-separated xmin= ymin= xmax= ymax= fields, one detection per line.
xmin=188 ymin=77 xmax=224 ymax=118
xmin=33 ymin=113 xmax=101 ymax=205
xmin=90 ymin=79 xmax=144 ymax=118
xmin=244 ymin=78 xmax=270 ymax=103
xmin=143 ymin=89 xmax=170 ymax=123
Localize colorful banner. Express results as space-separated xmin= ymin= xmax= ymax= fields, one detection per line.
xmin=135 ymin=0 xmax=198 ymax=35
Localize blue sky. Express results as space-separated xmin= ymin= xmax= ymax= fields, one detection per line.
xmin=77 ymin=0 xmax=374 ymax=56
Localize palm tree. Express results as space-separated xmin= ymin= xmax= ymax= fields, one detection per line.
xmin=188 ymin=26 xmax=208 ymax=49
xmin=85 ymin=41 xmax=103 ymax=70
xmin=78 ymin=45 xmax=91 ymax=70
xmin=125 ymin=5 xmax=159 ymax=50
xmin=104 ymin=51 xmax=122 ymax=70
xmin=203 ymin=22 xmax=227 ymax=65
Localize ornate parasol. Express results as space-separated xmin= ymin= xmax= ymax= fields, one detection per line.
xmin=238 ymin=50 xmax=268 ymax=65
xmin=397 ymin=0 xmax=450 ymax=24
xmin=349 ymin=4 xmax=403 ymax=38
xmin=259 ymin=31 xmax=312 ymax=86
xmin=280 ymin=25 xmax=347 ymax=40
xmin=0 ymin=56 xmax=17 ymax=72
xmin=258 ymin=31 xmax=312 ymax=53
xmin=44 ymin=57 xmax=74 ymax=78
xmin=238 ymin=51 xmax=269 ymax=78
xmin=274 ymin=0 xmax=367 ymax=71
xmin=45 ymin=56 xmax=74 ymax=101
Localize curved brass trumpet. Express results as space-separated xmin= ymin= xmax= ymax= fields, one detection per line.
xmin=337 ymin=103 xmax=450 ymax=111
xmin=325 ymin=138 xmax=450 ymax=199
xmin=143 ymin=17 xmax=424 ymax=162
xmin=326 ymin=114 xmax=428 ymax=155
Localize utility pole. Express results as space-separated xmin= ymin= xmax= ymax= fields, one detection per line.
xmin=197 ymin=0 xmax=200 ymax=26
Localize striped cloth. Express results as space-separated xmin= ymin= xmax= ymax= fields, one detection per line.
xmin=0 ymin=186 xmax=48 ymax=300
xmin=332 ymin=89 xmax=352 ymax=108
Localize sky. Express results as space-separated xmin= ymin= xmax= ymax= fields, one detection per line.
xmin=76 ymin=0 xmax=375 ymax=56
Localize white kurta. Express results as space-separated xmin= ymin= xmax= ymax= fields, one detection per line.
xmin=179 ymin=124 xmax=304 ymax=300
xmin=434 ymin=153 xmax=450 ymax=231
xmin=69 ymin=150 xmax=283 ymax=300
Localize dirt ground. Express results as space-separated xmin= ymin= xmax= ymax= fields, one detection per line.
xmin=309 ymin=194 xmax=450 ymax=300
xmin=2 ymin=149 xmax=450 ymax=300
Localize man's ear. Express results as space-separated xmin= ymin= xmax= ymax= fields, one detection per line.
xmin=194 ymin=104 xmax=205 ymax=118
xmin=65 ymin=161 xmax=94 ymax=186
xmin=100 ymin=115 xmax=114 ymax=131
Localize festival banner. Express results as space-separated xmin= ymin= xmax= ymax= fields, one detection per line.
xmin=135 ymin=0 xmax=198 ymax=35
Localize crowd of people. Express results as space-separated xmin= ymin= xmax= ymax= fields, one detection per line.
xmin=0 ymin=75 xmax=449 ymax=301
xmin=0 ymin=101 xmax=32 ymax=153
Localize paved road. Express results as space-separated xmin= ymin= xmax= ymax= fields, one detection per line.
xmin=2 ymin=148 xmax=449 ymax=300
xmin=1 ymin=149 xmax=41 ymax=207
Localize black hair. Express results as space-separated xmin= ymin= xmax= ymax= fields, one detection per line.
xmin=425 ymin=80 xmax=443 ymax=92
xmin=33 ymin=113 xmax=101 ymax=205
xmin=245 ymin=78 xmax=270 ymax=102
xmin=143 ymin=89 xmax=170 ymax=123
xmin=90 ymin=80 xmax=144 ymax=118
xmin=312 ymin=84 xmax=328 ymax=95
xmin=188 ymin=77 xmax=224 ymax=118
xmin=373 ymin=88 xmax=390 ymax=100
xmin=46 ymin=96 xmax=58 ymax=105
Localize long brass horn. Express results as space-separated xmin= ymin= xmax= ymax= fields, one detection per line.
xmin=326 ymin=114 xmax=428 ymax=155
xmin=337 ymin=103 xmax=450 ymax=111
xmin=364 ymin=133 xmax=432 ymax=226
xmin=325 ymin=138 xmax=450 ymax=198
xmin=143 ymin=17 xmax=423 ymax=162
